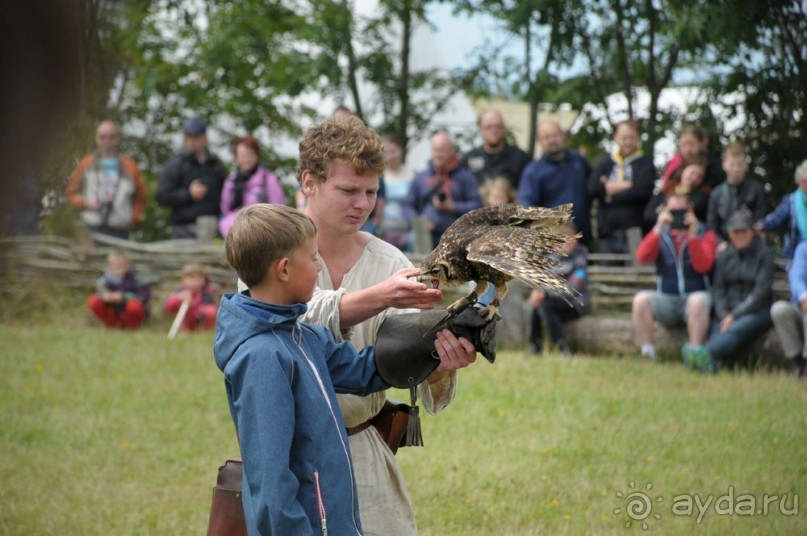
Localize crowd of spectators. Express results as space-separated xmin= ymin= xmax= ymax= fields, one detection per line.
xmin=61 ymin=107 xmax=806 ymax=535
xmin=64 ymin=112 xmax=806 ymax=375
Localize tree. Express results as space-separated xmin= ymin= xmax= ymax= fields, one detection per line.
xmin=451 ymin=0 xmax=579 ymax=158
xmin=568 ymin=0 xmax=741 ymax=154
xmin=705 ymin=0 xmax=806 ymax=202
xmin=355 ymin=0 xmax=457 ymax=158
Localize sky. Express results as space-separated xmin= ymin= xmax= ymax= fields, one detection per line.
xmin=425 ymin=4 xmax=493 ymax=72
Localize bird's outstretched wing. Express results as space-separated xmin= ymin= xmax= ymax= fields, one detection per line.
xmin=498 ymin=203 xmax=574 ymax=230
xmin=466 ymin=226 xmax=576 ymax=298
xmin=450 ymin=202 xmax=573 ymax=229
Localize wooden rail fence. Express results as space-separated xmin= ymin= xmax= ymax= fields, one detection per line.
xmin=0 ymin=235 xmax=791 ymax=361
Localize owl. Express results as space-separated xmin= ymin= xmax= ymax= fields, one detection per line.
xmin=418 ymin=203 xmax=578 ymax=320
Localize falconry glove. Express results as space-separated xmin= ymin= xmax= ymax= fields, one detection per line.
xmin=373 ymin=306 xmax=497 ymax=448
xmin=374 ymin=306 xmax=498 ymax=390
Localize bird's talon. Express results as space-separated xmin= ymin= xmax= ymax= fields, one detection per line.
xmin=447 ymin=296 xmax=475 ymax=313
xmin=477 ymin=305 xmax=501 ymax=321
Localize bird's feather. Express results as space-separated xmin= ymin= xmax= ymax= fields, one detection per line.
xmin=419 ymin=203 xmax=580 ymax=313
xmin=467 ymin=227 xmax=574 ymax=296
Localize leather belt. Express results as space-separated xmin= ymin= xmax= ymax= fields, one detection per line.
xmin=345 ymin=420 xmax=372 ymax=436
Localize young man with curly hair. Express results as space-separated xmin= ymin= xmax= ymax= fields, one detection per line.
xmin=296 ymin=116 xmax=477 ymax=535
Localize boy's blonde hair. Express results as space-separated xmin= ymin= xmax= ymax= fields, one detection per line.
xmin=225 ymin=204 xmax=317 ymax=288
xmin=181 ymin=262 xmax=209 ymax=280
xmin=106 ymin=250 xmax=130 ymax=266
xmin=723 ymin=141 xmax=747 ymax=160
xmin=480 ymin=177 xmax=516 ymax=206
xmin=297 ymin=116 xmax=385 ymax=183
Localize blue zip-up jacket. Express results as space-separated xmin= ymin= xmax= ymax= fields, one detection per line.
xmin=214 ymin=293 xmax=389 ymax=535
xmin=656 ymin=226 xmax=712 ymax=295
xmin=758 ymin=191 xmax=801 ymax=259
xmin=518 ymin=150 xmax=592 ymax=245
xmin=788 ymin=241 xmax=807 ymax=304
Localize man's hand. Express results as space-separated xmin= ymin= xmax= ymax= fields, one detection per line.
xmin=686 ymin=208 xmax=700 ymax=237
xmin=657 ymin=206 xmax=672 ymax=229
xmin=189 ymin=179 xmax=208 ymax=201
xmin=379 ymin=268 xmax=442 ymax=310
xmin=432 ymin=195 xmax=456 ymax=214
xmin=428 ymin=329 xmax=477 ymax=383
xmin=719 ymin=313 xmax=735 ymax=333
xmin=603 ymin=177 xmax=631 ymax=198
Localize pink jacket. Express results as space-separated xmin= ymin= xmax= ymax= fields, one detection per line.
xmin=219 ymin=165 xmax=287 ymax=236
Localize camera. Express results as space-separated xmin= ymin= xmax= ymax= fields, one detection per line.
xmin=100 ymin=201 xmax=113 ymax=227
xmin=670 ymin=209 xmax=687 ymax=230
xmin=437 ymin=192 xmax=447 ymax=203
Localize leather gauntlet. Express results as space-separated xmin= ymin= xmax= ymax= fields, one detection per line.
xmin=374 ymin=307 xmax=498 ymax=389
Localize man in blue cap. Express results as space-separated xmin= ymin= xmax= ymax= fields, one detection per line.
xmin=156 ymin=117 xmax=227 ymax=239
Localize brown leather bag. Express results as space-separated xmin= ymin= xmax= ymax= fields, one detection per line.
xmin=370 ymin=400 xmax=411 ymax=455
xmin=206 ymin=459 xmax=246 ymax=536
xmin=207 ymin=406 xmax=409 ymax=535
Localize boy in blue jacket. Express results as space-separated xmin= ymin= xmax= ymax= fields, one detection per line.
xmin=215 ymin=203 xmax=465 ymax=535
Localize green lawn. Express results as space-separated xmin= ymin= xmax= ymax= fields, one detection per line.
xmin=0 ymin=322 xmax=804 ymax=535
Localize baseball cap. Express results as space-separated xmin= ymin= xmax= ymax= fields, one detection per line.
xmin=184 ymin=117 xmax=207 ymax=136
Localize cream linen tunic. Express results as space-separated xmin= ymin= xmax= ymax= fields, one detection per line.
xmin=301 ymin=235 xmax=457 ymax=536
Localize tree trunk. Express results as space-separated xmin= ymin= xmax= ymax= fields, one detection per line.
xmin=398 ymin=1 xmax=412 ymax=159
xmin=525 ymin=18 xmax=537 ymax=158
xmin=341 ymin=0 xmax=364 ymax=120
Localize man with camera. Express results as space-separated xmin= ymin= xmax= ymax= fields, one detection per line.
xmin=631 ymin=193 xmax=718 ymax=361
xmin=67 ymin=120 xmax=147 ymax=239
xmin=404 ymin=130 xmax=482 ymax=247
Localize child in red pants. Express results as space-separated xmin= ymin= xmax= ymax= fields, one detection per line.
xmin=88 ymin=250 xmax=151 ymax=329
xmin=163 ymin=263 xmax=219 ymax=332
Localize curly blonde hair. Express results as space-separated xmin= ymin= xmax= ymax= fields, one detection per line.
xmin=297 ymin=116 xmax=385 ymax=183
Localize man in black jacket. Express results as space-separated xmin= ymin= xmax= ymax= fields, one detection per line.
xmin=461 ymin=110 xmax=531 ymax=189
xmin=706 ymin=142 xmax=767 ymax=244
xmin=156 ymin=118 xmax=227 ymax=238
xmin=588 ymin=120 xmax=656 ymax=261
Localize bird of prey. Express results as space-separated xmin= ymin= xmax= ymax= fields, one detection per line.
xmin=418 ymin=203 xmax=578 ymax=320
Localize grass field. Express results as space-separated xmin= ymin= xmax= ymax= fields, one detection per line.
xmin=0 ymin=318 xmax=805 ymax=535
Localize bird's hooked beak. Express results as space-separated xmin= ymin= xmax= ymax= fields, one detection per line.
xmin=416 ymin=268 xmax=443 ymax=289
xmin=416 ymin=273 xmax=440 ymax=289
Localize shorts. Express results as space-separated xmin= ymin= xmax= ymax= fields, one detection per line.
xmin=643 ymin=290 xmax=712 ymax=328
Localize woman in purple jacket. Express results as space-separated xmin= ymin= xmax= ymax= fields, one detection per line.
xmin=219 ymin=135 xmax=287 ymax=237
